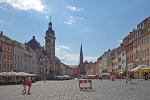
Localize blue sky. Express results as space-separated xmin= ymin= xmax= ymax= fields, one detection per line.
xmin=0 ymin=0 xmax=150 ymax=65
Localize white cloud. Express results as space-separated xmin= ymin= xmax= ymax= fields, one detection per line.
xmin=82 ymin=27 xmax=94 ymax=32
xmin=59 ymin=45 xmax=70 ymax=49
xmin=67 ymin=5 xmax=84 ymax=11
xmin=0 ymin=0 xmax=46 ymax=12
xmin=118 ymin=40 xmax=122 ymax=43
xmin=45 ymin=16 xmax=49 ymax=19
xmin=55 ymin=45 xmax=69 ymax=54
xmin=0 ymin=20 xmax=3 ymax=22
xmin=76 ymin=17 xmax=84 ymax=20
xmin=64 ymin=16 xmax=75 ymax=25
xmin=62 ymin=52 xmax=68 ymax=54
xmin=63 ymin=16 xmax=83 ymax=25
xmin=55 ymin=47 xmax=61 ymax=54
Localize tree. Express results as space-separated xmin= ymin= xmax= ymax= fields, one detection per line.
xmin=123 ymin=70 xmax=128 ymax=76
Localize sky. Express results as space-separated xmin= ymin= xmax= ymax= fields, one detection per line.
xmin=0 ymin=0 xmax=150 ymax=65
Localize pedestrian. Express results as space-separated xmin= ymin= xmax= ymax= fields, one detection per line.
xmin=44 ymin=76 xmax=46 ymax=83
xmin=144 ymin=72 xmax=148 ymax=80
xmin=118 ymin=73 xmax=121 ymax=81
xmin=126 ymin=72 xmax=132 ymax=84
xmin=21 ymin=77 xmax=27 ymax=94
xmin=98 ymin=73 xmax=102 ymax=81
xmin=110 ymin=72 xmax=115 ymax=81
xmin=27 ymin=77 xmax=32 ymax=95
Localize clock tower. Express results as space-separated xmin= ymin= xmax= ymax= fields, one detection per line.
xmin=45 ymin=17 xmax=56 ymax=74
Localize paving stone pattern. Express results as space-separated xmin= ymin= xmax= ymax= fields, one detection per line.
xmin=0 ymin=79 xmax=150 ymax=100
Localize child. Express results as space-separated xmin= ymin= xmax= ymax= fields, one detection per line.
xmin=21 ymin=78 xmax=27 ymax=94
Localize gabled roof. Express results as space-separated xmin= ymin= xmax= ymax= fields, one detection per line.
xmin=26 ymin=36 xmax=41 ymax=50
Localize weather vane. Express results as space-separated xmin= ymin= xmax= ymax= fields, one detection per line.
xmin=49 ymin=16 xmax=51 ymax=22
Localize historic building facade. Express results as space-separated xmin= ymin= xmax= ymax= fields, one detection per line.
xmin=0 ymin=31 xmax=14 ymax=72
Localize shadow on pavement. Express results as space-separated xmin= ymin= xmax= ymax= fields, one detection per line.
xmin=80 ymin=89 xmax=96 ymax=92
xmin=131 ymin=83 xmax=138 ymax=85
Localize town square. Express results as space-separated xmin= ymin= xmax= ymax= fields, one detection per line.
xmin=0 ymin=0 xmax=150 ymax=100
xmin=0 ymin=79 xmax=150 ymax=100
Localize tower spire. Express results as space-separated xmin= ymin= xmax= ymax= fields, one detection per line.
xmin=48 ymin=16 xmax=52 ymax=30
xmin=49 ymin=16 xmax=51 ymax=22
xmin=80 ymin=43 xmax=83 ymax=57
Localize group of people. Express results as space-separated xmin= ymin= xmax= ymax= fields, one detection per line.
xmin=98 ymin=72 xmax=133 ymax=84
xmin=21 ymin=77 xmax=32 ymax=95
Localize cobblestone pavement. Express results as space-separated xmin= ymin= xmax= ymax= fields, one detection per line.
xmin=0 ymin=79 xmax=150 ymax=100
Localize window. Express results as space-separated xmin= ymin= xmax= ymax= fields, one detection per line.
xmin=138 ymin=41 xmax=140 ymax=47
xmin=10 ymin=47 xmax=12 ymax=52
xmin=3 ymin=63 xmax=6 ymax=69
xmin=32 ymin=67 xmax=34 ymax=71
xmin=145 ymin=37 xmax=147 ymax=44
xmin=47 ymin=39 xmax=50 ymax=42
xmin=147 ymin=36 xmax=149 ymax=43
xmin=10 ymin=64 xmax=12 ymax=69
xmin=130 ymin=56 xmax=131 ymax=61
xmin=18 ymin=65 xmax=19 ymax=70
xmin=18 ymin=56 xmax=19 ymax=60
xmin=15 ymin=64 xmax=16 ymax=69
xmin=142 ymin=39 xmax=143 ymax=45
xmin=147 ymin=48 xmax=149 ymax=56
xmin=7 ymin=54 xmax=9 ymax=60
xmin=10 ymin=55 xmax=12 ymax=60
xmin=7 ymin=64 xmax=9 ymax=69
xmin=7 ymin=46 xmax=9 ymax=51
xmin=3 ymin=45 xmax=6 ymax=50
xmin=147 ymin=60 xmax=149 ymax=66
xmin=3 ymin=54 xmax=6 ymax=59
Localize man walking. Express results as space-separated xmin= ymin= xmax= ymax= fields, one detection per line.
xmin=21 ymin=78 xmax=27 ymax=94
xmin=98 ymin=73 xmax=102 ymax=81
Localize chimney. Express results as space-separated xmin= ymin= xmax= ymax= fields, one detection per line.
xmin=1 ymin=31 xmax=3 ymax=35
xmin=108 ymin=49 xmax=110 ymax=51
xmin=33 ymin=36 xmax=35 ymax=39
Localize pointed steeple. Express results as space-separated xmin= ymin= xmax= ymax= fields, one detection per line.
xmin=80 ymin=43 xmax=83 ymax=57
xmin=46 ymin=16 xmax=54 ymax=34
xmin=48 ymin=16 xmax=52 ymax=30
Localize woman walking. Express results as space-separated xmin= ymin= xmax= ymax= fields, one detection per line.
xmin=27 ymin=77 xmax=32 ymax=95
xmin=126 ymin=72 xmax=132 ymax=84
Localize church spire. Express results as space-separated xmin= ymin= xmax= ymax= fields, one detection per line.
xmin=80 ymin=43 xmax=83 ymax=57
